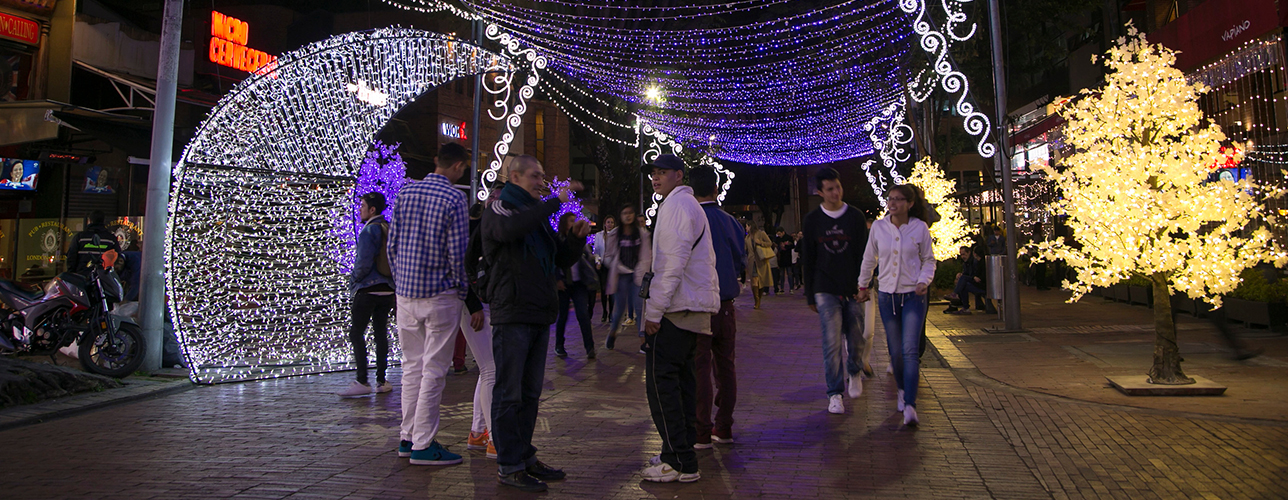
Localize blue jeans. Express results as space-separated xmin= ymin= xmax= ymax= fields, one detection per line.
xmin=490 ymin=323 xmax=550 ymax=474
xmin=878 ymin=292 xmax=927 ymax=408
xmin=815 ymin=293 xmax=864 ymax=397
xmin=609 ymin=273 xmax=643 ymax=339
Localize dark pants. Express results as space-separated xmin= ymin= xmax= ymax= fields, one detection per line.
xmin=772 ymin=267 xmax=784 ymax=293
xmin=597 ymin=267 xmax=613 ymax=319
xmin=491 ymin=323 xmax=550 ymax=475
xmin=349 ymin=292 xmax=394 ymax=385
xmin=696 ymin=301 xmax=737 ymax=440
xmin=644 ymin=318 xmax=699 ymax=474
xmin=555 ymin=283 xmax=595 ymax=354
xmin=953 ymin=276 xmax=988 ymax=310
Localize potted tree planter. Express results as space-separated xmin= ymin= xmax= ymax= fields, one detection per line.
xmin=1129 ymin=284 xmax=1152 ymax=306
xmin=1223 ymin=297 xmax=1288 ymax=331
xmin=1111 ymin=283 xmax=1130 ymax=302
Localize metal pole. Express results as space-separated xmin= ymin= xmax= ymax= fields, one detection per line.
xmin=470 ymin=20 xmax=483 ymax=198
xmin=987 ymin=0 xmax=1022 ymax=331
xmin=139 ymin=0 xmax=184 ymax=371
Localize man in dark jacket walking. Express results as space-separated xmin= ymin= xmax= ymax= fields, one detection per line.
xmin=690 ymin=166 xmax=745 ymax=450
xmin=481 ymin=155 xmax=590 ymax=492
xmin=67 ymin=210 xmax=121 ymax=273
xmin=801 ymin=167 xmax=870 ymax=414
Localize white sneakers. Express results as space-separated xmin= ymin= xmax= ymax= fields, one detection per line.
xmin=828 ymin=394 xmax=844 ymax=414
xmin=896 ymin=389 xmax=906 ymax=412
xmin=640 ymin=462 xmax=700 ymax=483
xmin=903 ymin=406 xmax=919 ymax=426
xmin=338 ymin=381 xmax=371 ymax=397
xmin=846 ymin=374 xmax=863 ymax=398
xmin=339 ymin=381 xmax=392 ymax=397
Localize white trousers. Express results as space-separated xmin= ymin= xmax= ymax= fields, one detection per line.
xmin=397 ymin=293 xmax=463 ymax=449
xmin=458 ymin=307 xmax=496 ymax=434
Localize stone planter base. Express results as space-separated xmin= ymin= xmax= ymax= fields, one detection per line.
xmin=1107 ymin=375 xmax=1227 ymax=396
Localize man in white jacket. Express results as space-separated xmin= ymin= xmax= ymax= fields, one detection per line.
xmin=638 ymin=154 xmax=719 ymax=483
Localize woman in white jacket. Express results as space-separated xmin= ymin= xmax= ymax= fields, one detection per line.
xmin=858 ymin=184 xmax=936 ymax=427
xmin=603 ymin=204 xmax=653 ymax=349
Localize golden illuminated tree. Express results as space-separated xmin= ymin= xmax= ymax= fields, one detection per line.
xmin=1035 ymin=27 xmax=1286 ymax=384
xmin=907 ymin=157 xmax=971 ymax=259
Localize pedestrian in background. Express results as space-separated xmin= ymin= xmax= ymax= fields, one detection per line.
xmin=638 ymin=154 xmax=719 ymax=483
xmin=481 ymin=155 xmax=590 ymax=492
xmin=388 ymin=142 xmax=471 ymax=465
xmin=339 ymin=192 xmax=396 ymax=397
xmin=554 ymin=212 xmax=600 ymax=359
xmin=593 ymin=216 xmax=617 ymax=323
xmin=690 ymin=166 xmax=744 ymax=450
xmin=774 ymin=228 xmax=791 ymax=294
xmin=859 ymin=184 xmax=936 ymax=427
xmin=462 ymin=202 xmax=498 ymax=460
xmin=604 ymin=204 xmax=652 ymax=350
xmin=748 ymin=223 xmax=774 ymax=309
xmin=801 ymin=167 xmax=870 ymax=415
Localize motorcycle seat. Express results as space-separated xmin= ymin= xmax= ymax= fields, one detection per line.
xmin=0 ymin=280 xmax=44 ymax=301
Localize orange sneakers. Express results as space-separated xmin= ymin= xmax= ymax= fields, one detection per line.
xmin=468 ymin=430 xmax=498 ymax=459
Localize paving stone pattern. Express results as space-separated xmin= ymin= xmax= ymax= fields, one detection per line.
xmin=0 ymin=289 xmax=1284 ymax=499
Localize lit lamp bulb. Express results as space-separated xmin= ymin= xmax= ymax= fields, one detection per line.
xmin=644 ymin=85 xmax=664 ymax=104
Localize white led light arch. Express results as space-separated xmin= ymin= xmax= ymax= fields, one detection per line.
xmin=167 ymin=28 xmax=517 ymax=384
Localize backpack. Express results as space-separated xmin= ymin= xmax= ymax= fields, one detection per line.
xmin=374 ymin=221 xmax=392 ymax=277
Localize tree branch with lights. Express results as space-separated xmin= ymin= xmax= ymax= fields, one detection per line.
xmin=1035 ymin=27 xmax=1287 ymax=385
xmin=907 ymin=157 xmax=971 ymax=259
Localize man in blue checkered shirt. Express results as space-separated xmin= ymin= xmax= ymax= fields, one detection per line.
xmin=388 ymin=142 xmax=471 ymax=466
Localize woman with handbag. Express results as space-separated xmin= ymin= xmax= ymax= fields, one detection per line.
xmin=603 ymin=204 xmax=652 ymax=349
xmin=748 ymin=223 xmax=775 ymax=309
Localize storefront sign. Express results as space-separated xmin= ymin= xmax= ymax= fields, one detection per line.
xmin=209 ymin=11 xmax=276 ymax=74
xmin=441 ymin=121 xmax=468 ymax=140
xmin=0 ymin=12 xmax=40 ymax=46
xmin=1149 ymin=0 xmax=1278 ymax=71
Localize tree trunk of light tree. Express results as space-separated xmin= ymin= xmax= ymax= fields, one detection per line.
xmin=1147 ymin=272 xmax=1195 ymax=385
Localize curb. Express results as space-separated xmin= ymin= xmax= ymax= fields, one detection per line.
xmin=0 ymin=378 xmax=195 ymax=431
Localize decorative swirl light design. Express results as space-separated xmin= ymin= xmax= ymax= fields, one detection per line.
xmin=479 ymin=24 xmax=547 ymax=202
xmin=861 ymin=97 xmax=914 ymax=206
xmin=167 ymin=29 xmax=512 ymax=384
xmin=900 ymin=0 xmax=995 ymax=158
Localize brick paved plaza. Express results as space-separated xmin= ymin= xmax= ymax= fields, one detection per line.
xmin=1 ymin=287 xmax=1286 ymax=499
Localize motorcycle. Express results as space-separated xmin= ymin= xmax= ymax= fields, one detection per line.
xmin=0 ymin=255 xmax=145 ymax=378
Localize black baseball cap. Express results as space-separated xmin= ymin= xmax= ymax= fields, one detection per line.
xmin=640 ymin=154 xmax=686 ymax=175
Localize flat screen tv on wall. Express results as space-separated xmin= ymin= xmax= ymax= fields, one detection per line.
xmin=0 ymin=158 xmax=39 ymax=191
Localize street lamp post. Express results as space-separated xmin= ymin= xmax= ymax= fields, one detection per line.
xmin=987 ymin=0 xmax=1022 ymax=331
xmin=139 ymin=0 xmax=184 ymax=371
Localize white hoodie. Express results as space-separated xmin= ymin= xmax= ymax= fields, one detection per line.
xmin=644 ymin=185 xmax=720 ymax=324
xmin=858 ymin=216 xmax=936 ymax=294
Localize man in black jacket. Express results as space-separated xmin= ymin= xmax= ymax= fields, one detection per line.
xmin=481 ymin=155 xmax=590 ymax=492
xmin=67 ymin=210 xmax=121 ymax=273
xmin=801 ymin=168 xmax=870 ymax=414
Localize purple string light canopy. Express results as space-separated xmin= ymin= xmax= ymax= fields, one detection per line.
xmin=382 ymin=0 xmax=995 ymax=166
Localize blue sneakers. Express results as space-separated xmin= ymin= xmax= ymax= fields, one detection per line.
xmin=397 ymin=440 xmax=413 ymax=458
xmin=409 ymin=441 xmax=463 ymax=465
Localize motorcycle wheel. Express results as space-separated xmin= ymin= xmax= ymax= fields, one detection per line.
xmin=79 ymin=322 xmax=145 ymax=378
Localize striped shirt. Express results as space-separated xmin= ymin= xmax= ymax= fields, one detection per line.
xmin=387 ymin=173 xmax=468 ymax=299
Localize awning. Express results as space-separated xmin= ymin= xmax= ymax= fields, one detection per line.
xmin=0 ymin=100 xmax=62 ymax=146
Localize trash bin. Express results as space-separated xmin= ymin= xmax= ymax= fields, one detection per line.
xmin=986 ymin=255 xmax=1006 ymax=301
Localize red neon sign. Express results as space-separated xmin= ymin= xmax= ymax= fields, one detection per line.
xmin=0 ymin=12 xmax=39 ymax=46
xmin=209 ymin=11 xmax=276 ymax=74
